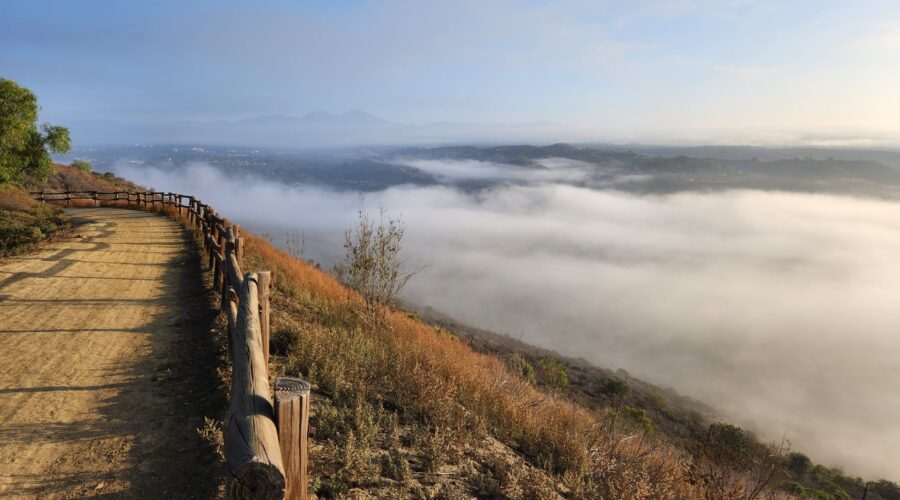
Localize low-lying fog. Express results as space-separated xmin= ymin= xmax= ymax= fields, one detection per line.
xmin=116 ymin=161 xmax=900 ymax=479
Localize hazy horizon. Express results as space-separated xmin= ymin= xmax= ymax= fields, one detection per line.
xmin=5 ymin=1 xmax=900 ymax=147
xmin=55 ymin=109 xmax=900 ymax=150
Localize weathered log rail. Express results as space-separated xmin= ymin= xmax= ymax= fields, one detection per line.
xmin=31 ymin=190 xmax=309 ymax=500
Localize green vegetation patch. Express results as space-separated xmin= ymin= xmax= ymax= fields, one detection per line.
xmin=0 ymin=186 xmax=66 ymax=256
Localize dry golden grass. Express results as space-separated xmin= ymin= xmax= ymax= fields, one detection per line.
xmin=40 ymin=164 xmax=142 ymax=193
xmin=0 ymin=185 xmax=36 ymax=211
xmin=239 ymin=233 xmax=765 ymax=498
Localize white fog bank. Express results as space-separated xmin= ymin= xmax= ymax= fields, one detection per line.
xmin=116 ymin=162 xmax=900 ymax=479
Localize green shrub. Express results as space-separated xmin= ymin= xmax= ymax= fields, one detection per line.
xmin=270 ymin=326 xmax=300 ymax=355
xmin=334 ymin=200 xmax=420 ymax=316
xmin=600 ymin=377 xmax=629 ymax=397
xmin=536 ymin=356 xmax=568 ymax=393
xmin=71 ymin=159 xmax=92 ymax=172
xmin=506 ymin=353 xmax=536 ymax=384
xmin=787 ymin=452 xmax=812 ymax=474
xmin=0 ymin=201 xmax=65 ymax=255
xmin=873 ymin=480 xmax=900 ymax=500
xmin=622 ymin=406 xmax=654 ymax=434
xmin=381 ymin=448 xmax=411 ymax=481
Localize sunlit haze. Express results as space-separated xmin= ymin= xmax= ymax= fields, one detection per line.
xmin=4 ymin=0 xmax=900 ymax=146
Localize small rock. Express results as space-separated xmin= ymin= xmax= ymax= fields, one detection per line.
xmin=95 ymin=481 xmax=106 ymax=490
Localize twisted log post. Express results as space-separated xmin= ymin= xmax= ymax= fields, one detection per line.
xmin=225 ymin=273 xmax=285 ymax=499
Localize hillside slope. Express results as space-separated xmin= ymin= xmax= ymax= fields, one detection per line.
xmin=0 ymin=164 xmax=142 ymax=256
xmin=229 ymin=228 xmax=899 ymax=499
xmin=236 ymin=234 xmax=788 ymax=498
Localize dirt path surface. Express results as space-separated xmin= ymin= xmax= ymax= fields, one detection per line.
xmin=0 ymin=208 xmax=223 ymax=499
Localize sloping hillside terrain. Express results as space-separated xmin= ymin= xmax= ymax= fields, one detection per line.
xmin=0 ymin=164 xmax=141 ymax=256
xmin=234 ymin=230 xmax=899 ymax=498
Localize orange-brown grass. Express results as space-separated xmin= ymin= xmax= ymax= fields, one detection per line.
xmin=239 ymin=232 xmax=761 ymax=498
xmin=0 ymin=184 xmax=36 ymax=211
xmin=40 ymin=164 xmax=142 ymax=193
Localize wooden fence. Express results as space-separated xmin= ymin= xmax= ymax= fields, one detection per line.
xmin=31 ymin=190 xmax=310 ymax=500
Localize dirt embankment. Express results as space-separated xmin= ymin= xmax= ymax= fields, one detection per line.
xmin=0 ymin=208 xmax=224 ymax=498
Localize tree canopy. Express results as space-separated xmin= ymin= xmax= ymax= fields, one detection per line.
xmin=0 ymin=78 xmax=70 ymax=184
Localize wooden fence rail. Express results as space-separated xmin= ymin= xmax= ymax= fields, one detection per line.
xmin=30 ymin=190 xmax=309 ymax=500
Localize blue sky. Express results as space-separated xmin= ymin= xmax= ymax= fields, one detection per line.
xmin=2 ymin=0 xmax=900 ymax=143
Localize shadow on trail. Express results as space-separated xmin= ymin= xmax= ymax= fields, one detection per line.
xmin=0 ymin=209 xmax=225 ymax=498
xmin=101 ymin=211 xmax=226 ymax=499
xmin=0 ymin=217 xmax=116 ymax=294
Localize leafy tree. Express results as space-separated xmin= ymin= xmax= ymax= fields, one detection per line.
xmin=0 ymin=78 xmax=70 ymax=184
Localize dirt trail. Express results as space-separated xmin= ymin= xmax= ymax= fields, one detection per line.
xmin=0 ymin=208 xmax=223 ymax=499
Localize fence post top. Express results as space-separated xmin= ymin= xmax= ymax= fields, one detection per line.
xmin=274 ymin=377 xmax=310 ymax=397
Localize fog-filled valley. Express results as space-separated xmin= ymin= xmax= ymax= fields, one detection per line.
xmin=12 ymin=1 xmax=900 ymax=496
xmin=86 ymin=144 xmax=900 ymax=480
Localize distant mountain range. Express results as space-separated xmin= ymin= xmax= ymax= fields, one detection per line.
xmin=68 ymin=110 xmax=573 ymax=148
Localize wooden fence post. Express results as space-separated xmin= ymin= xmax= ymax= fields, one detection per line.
xmin=224 ymin=236 xmax=234 ymax=301
xmin=215 ymin=248 xmax=224 ymax=289
xmin=258 ymin=270 xmax=271 ymax=371
xmin=235 ymin=237 xmax=244 ymax=265
xmin=226 ymin=273 xmax=285 ymax=499
xmin=208 ymin=235 xmax=217 ymax=272
xmin=274 ymin=377 xmax=310 ymax=500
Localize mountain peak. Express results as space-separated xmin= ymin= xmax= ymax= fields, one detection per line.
xmin=302 ymin=109 xmax=390 ymax=125
xmin=235 ymin=110 xmax=391 ymax=127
